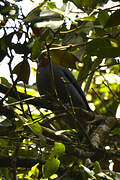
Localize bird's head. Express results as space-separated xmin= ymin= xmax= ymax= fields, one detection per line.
xmin=37 ymin=53 xmax=49 ymax=68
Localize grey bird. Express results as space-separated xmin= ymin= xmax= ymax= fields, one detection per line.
xmin=36 ymin=54 xmax=91 ymax=129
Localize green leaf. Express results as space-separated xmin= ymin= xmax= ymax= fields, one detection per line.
xmin=23 ymin=117 xmax=42 ymax=135
xmin=18 ymin=115 xmax=46 ymax=145
xmin=12 ymin=60 xmax=30 ymax=84
xmin=24 ymin=1 xmax=47 ymax=23
xmin=43 ymin=157 xmax=60 ymax=178
xmin=0 ymin=37 xmax=7 ymax=61
xmin=51 ymin=142 xmax=65 ymax=158
xmin=86 ymin=38 xmax=120 ymax=58
xmin=105 ymin=9 xmax=120 ymax=28
xmin=93 ymin=161 xmax=101 ymax=174
xmin=32 ymin=37 xmax=44 ymax=59
xmin=50 ymin=49 xmax=78 ymax=68
xmin=31 ymin=163 xmax=39 ymax=177
xmin=32 ymin=29 xmax=51 ymax=59
xmin=0 ymin=37 xmax=7 ymax=52
xmin=98 ymin=10 xmax=109 ymax=27
xmin=69 ymin=0 xmax=98 ymax=9
xmin=79 ymin=16 xmax=95 ymax=21
xmin=0 ymin=77 xmax=11 ymax=87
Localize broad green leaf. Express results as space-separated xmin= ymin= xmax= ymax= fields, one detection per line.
xmin=86 ymin=38 xmax=120 ymax=58
xmin=51 ymin=142 xmax=65 ymax=158
xmin=69 ymin=0 xmax=98 ymax=9
xmin=43 ymin=157 xmax=60 ymax=178
xmin=105 ymin=9 xmax=120 ymax=28
xmin=12 ymin=60 xmax=30 ymax=84
xmin=50 ymin=49 xmax=78 ymax=68
xmin=32 ymin=36 xmax=44 ymax=59
xmin=98 ymin=10 xmax=109 ymax=27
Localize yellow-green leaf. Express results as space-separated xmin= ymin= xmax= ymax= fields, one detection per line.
xmin=52 ymin=142 xmax=65 ymax=158
xmin=18 ymin=115 xmax=46 ymax=144
xmin=43 ymin=158 xmax=60 ymax=178
xmin=93 ymin=161 xmax=101 ymax=174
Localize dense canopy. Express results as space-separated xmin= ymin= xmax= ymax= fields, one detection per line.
xmin=0 ymin=0 xmax=120 ymax=179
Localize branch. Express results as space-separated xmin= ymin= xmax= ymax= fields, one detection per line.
xmin=0 ymin=155 xmax=40 ymax=168
xmin=0 ymin=84 xmax=56 ymax=110
xmin=90 ymin=114 xmax=120 ymax=148
xmin=1 ymin=84 xmax=120 ymax=152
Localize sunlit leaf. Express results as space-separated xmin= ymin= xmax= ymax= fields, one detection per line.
xmin=18 ymin=115 xmax=46 ymax=145
xmin=77 ymin=16 xmax=95 ymax=21
xmin=51 ymin=142 xmax=65 ymax=158
xmin=31 ymin=163 xmax=39 ymax=177
xmin=93 ymin=161 xmax=101 ymax=174
xmin=43 ymin=157 xmax=60 ymax=178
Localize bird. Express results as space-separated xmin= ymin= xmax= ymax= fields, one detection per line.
xmin=36 ymin=54 xmax=91 ymax=129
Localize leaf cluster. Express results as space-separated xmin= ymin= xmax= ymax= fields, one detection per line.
xmin=0 ymin=0 xmax=120 ymax=179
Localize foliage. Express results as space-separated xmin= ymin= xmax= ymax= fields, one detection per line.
xmin=0 ymin=0 xmax=120 ymax=179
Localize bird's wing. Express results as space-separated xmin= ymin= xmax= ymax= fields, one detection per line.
xmin=62 ymin=67 xmax=90 ymax=111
